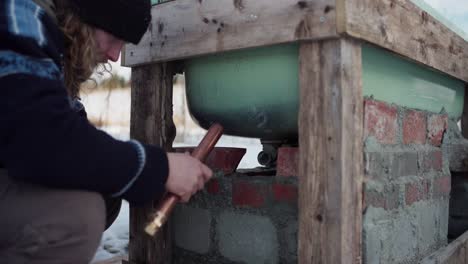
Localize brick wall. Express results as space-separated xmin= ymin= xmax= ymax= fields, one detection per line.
xmin=363 ymin=99 xmax=450 ymax=263
xmin=171 ymin=173 xmax=298 ymax=264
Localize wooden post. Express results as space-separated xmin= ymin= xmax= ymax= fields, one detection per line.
xmin=462 ymin=84 xmax=468 ymax=138
xmin=298 ymin=38 xmax=363 ymax=263
xmin=128 ymin=63 xmax=176 ymax=264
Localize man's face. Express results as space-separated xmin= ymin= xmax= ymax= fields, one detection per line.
xmin=93 ymin=29 xmax=125 ymax=63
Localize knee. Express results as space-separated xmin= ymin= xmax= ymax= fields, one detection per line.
xmin=59 ymin=191 xmax=106 ymax=247
xmin=32 ymin=191 xmax=106 ymax=261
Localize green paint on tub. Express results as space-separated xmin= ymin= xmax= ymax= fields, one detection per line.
xmin=185 ymin=44 xmax=465 ymax=140
xmin=362 ymin=44 xmax=465 ymax=119
xmin=185 ymin=44 xmax=299 ymax=140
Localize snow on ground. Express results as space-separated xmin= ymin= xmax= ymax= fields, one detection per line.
xmin=83 ymin=86 xmax=262 ymax=262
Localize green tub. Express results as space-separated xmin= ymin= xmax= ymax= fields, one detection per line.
xmin=184 ymin=44 xmax=464 ymax=141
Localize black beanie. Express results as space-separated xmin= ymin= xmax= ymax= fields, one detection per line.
xmin=67 ymin=0 xmax=151 ymax=44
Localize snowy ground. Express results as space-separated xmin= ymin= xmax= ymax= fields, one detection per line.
xmin=82 ymin=87 xmax=261 ymax=263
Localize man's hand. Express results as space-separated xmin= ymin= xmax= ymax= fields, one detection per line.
xmin=165 ymin=152 xmax=213 ymax=202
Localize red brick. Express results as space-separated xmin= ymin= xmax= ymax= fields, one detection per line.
xmin=403 ymin=110 xmax=426 ymax=144
xmin=428 ymin=114 xmax=448 ymax=147
xmin=232 ymin=180 xmax=268 ymax=208
xmin=364 ymin=100 xmax=398 ymax=144
xmin=272 ymin=183 xmax=298 ymax=203
xmin=423 ymin=150 xmax=443 ymax=172
xmin=405 ymin=180 xmax=430 ymax=206
xmin=433 ymin=176 xmax=451 ymax=198
xmin=276 ymin=147 xmax=298 ymax=177
xmin=206 ymin=179 xmax=220 ymax=194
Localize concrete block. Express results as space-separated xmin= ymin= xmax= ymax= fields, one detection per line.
xmin=390 ymin=214 xmax=418 ymax=263
xmin=172 ymin=206 xmax=212 ymax=254
xmin=363 ymin=222 xmax=383 ymax=264
xmin=364 ymin=184 xmax=400 ymax=210
xmin=365 ymin=151 xmax=418 ymax=180
xmin=217 ymin=212 xmax=278 ymax=264
xmin=364 ymin=99 xmax=398 ymax=145
xmin=416 ymin=202 xmax=440 ymax=254
xmin=403 ymin=110 xmax=427 ymax=144
xmin=391 ymin=152 xmax=419 ymax=178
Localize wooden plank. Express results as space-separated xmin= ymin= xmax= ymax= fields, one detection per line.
xmin=462 ymin=84 xmax=468 ymax=138
xmin=128 ymin=63 xmax=177 ymax=264
xmin=342 ymin=0 xmax=468 ymax=82
xmin=420 ymin=231 xmax=468 ymax=264
xmin=298 ymin=39 xmax=363 ymax=263
xmin=122 ymin=0 xmax=338 ymax=66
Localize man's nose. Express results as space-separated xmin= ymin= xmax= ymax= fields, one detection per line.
xmin=106 ymin=43 xmax=124 ymax=62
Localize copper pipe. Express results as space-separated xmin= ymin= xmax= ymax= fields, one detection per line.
xmin=145 ymin=123 xmax=224 ymax=236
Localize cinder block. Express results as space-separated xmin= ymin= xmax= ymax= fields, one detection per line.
xmin=276 ymin=147 xmax=298 ymax=177
xmin=364 ymin=100 xmax=398 ymax=144
xmin=232 ymin=180 xmax=269 ymax=208
xmin=365 ymin=151 xmax=418 ymax=180
xmin=364 ymin=184 xmax=400 ymax=210
xmin=391 ymin=152 xmax=419 ymax=178
xmin=217 ymin=212 xmax=278 ymax=264
xmin=172 ymin=206 xmax=212 ymax=254
xmin=403 ymin=110 xmax=427 ymax=145
xmin=427 ymin=114 xmax=448 ymax=147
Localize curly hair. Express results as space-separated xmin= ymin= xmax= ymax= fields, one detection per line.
xmin=55 ymin=1 xmax=110 ymax=98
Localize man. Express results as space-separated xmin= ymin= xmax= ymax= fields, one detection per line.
xmin=0 ymin=0 xmax=211 ymax=262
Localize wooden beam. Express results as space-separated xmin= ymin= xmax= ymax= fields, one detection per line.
xmin=420 ymin=231 xmax=468 ymax=264
xmin=462 ymin=84 xmax=468 ymax=138
xmin=128 ymin=63 xmax=176 ymax=264
xmin=341 ymin=0 xmax=468 ymax=82
xmin=122 ymin=0 xmax=338 ymax=66
xmin=298 ymin=38 xmax=363 ymax=263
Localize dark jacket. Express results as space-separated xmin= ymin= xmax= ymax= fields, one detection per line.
xmin=0 ymin=0 xmax=168 ymax=205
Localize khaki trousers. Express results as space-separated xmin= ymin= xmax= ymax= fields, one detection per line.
xmin=0 ymin=169 xmax=122 ymax=264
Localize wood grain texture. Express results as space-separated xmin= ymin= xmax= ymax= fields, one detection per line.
xmin=421 ymin=231 xmax=468 ymax=264
xmin=128 ymin=63 xmax=176 ymax=264
xmin=343 ymin=0 xmax=468 ymax=82
xmin=298 ymin=39 xmax=363 ymax=263
xmin=462 ymin=84 xmax=468 ymax=139
xmin=122 ymin=0 xmax=338 ymax=66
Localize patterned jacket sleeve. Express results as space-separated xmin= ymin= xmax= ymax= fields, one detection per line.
xmin=0 ymin=0 xmax=169 ymax=205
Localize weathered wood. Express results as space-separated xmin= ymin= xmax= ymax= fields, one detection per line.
xmin=420 ymin=230 xmax=468 ymax=264
xmin=341 ymin=0 xmax=468 ymax=82
xmin=462 ymin=84 xmax=468 ymax=138
xmin=122 ymin=0 xmax=338 ymax=66
xmin=298 ymin=39 xmax=363 ymax=263
xmin=129 ymin=63 xmax=176 ymax=264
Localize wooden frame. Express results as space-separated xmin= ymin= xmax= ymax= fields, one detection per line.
xmin=123 ymin=0 xmax=468 ymax=82
xmin=298 ymin=38 xmax=363 ymax=263
xmin=421 ymin=231 xmax=468 ymax=264
xmin=125 ymin=0 xmax=468 ymax=263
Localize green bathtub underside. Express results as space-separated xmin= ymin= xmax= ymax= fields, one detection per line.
xmin=362 ymin=45 xmax=465 ymax=119
xmin=185 ymin=44 xmax=464 ymax=140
